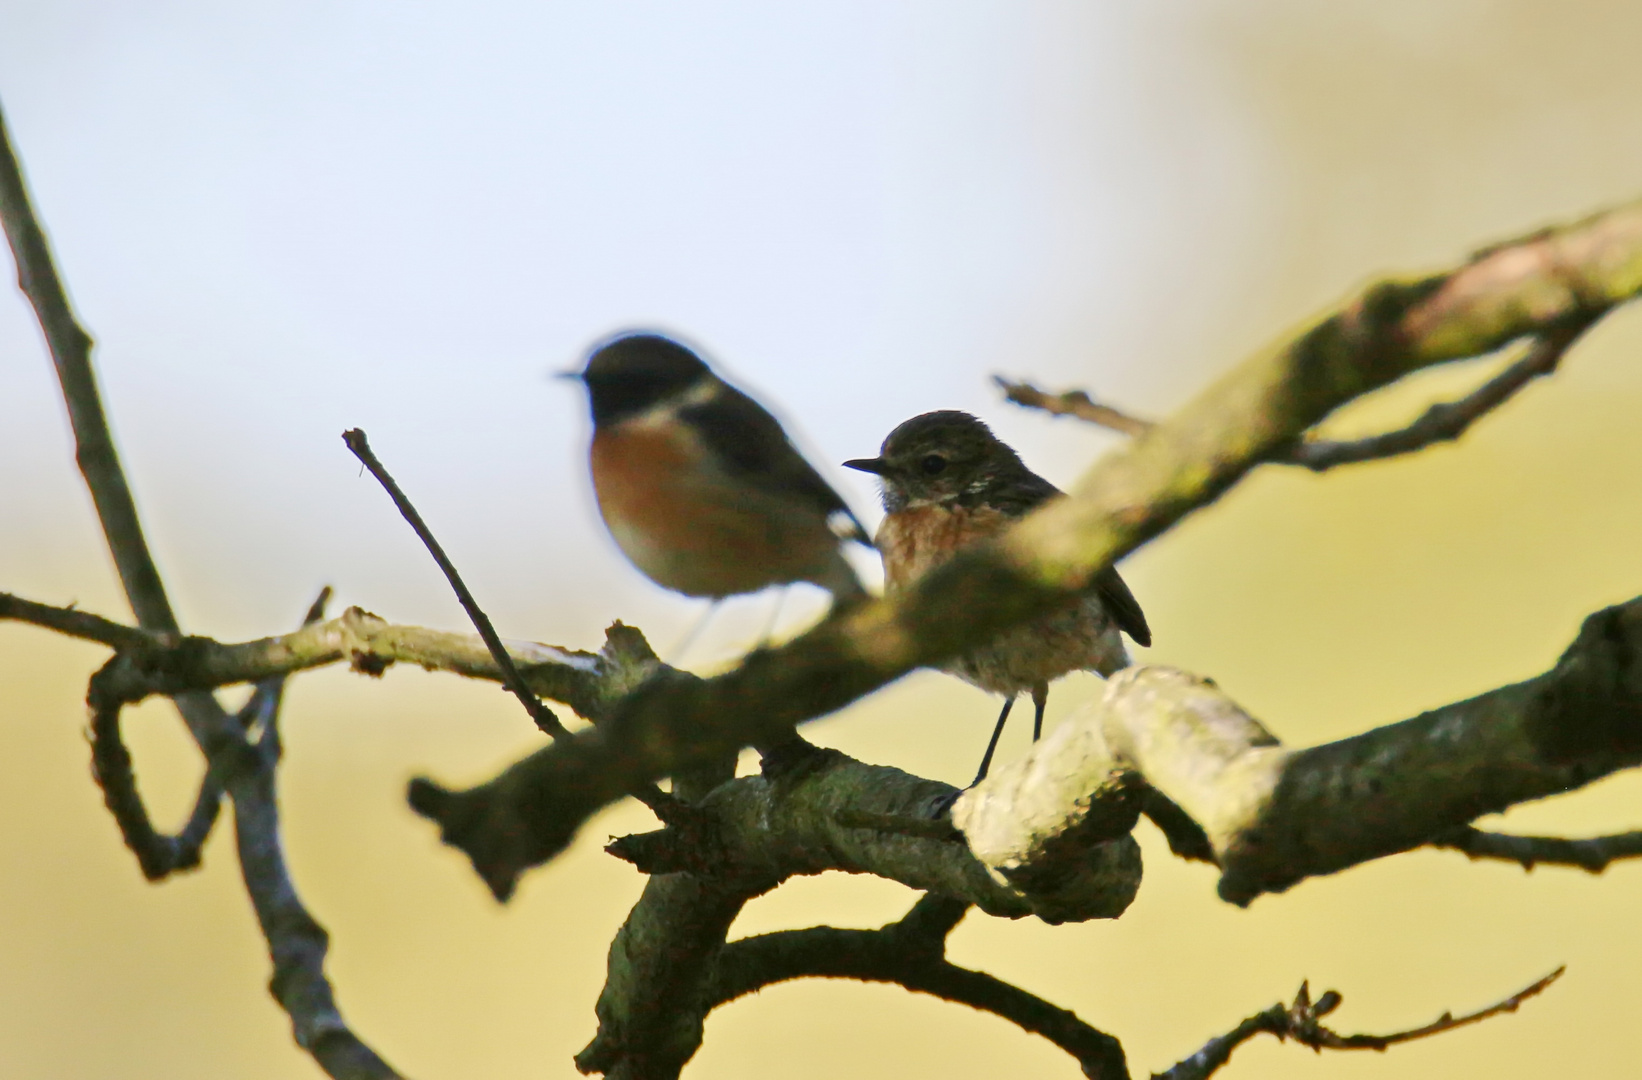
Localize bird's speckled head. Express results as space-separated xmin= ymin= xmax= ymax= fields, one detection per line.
xmin=844 ymin=410 xmax=1026 ymax=512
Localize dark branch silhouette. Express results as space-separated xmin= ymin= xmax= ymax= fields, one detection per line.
xmin=1434 ymin=825 xmax=1642 ymax=872
xmin=0 ymin=98 xmax=403 ymax=1080
xmin=1156 ymin=967 xmax=1564 ymax=1080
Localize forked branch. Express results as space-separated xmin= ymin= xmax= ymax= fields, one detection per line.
xmin=998 ymin=320 xmax=1591 ymax=472
xmin=0 ymin=97 xmax=403 ymax=1080
xmin=1156 ymin=967 xmax=1564 ymax=1080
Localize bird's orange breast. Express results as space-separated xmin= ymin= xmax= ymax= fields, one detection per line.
xmin=589 ymin=421 xmax=707 ymax=573
xmin=589 ymin=419 xmax=844 ymax=597
xmin=875 ymin=502 xmax=1014 ymax=593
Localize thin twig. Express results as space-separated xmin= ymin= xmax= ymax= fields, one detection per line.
xmin=1290 ymin=324 xmax=1590 ymax=470
xmin=993 ymin=376 xmax=1154 ymax=436
xmin=0 ymin=591 xmax=157 ymax=650
xmin=1155 ymin=967 xmax=1564 ymax=1080
xmin=342 ymin=427 xmax=685 ymax=822
xmin=1434 ymin=825 xmax=1642 ymax=872
xmin=341 ymin=428 xmax=572 ymax=741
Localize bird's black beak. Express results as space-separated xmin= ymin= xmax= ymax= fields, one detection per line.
xmin=843 ymin=457 xmax=888 ymax=475
xmin=552 ymin=369 xmax=585 ymax=382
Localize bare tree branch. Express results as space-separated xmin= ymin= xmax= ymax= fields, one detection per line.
xmin=1 ymin=96 xmax=403 ymax=1080
xmin=993 ymin=376 xmax=1155 ymax=437
xmin=1433 ymin=825 xmax=1642 ymax=872
xmin=952 ymin=598 xmax=1642 ymax=906
xmin=600 ymin=744 xmax=1141 ymax=921
xmin=703 ymin=895 xmax=1129 ymax=1080
xmin=1289 ymin=324 xmax=1590 ymax=469
xmin=1000 ymin=323 xmax=1592 ymax=473
xmin=408 ymin=197 xmax=1642 ymax=890
xmin=341 ymin=427 xmax=689 ymax=825
xmin=79 ymin=590 xmax=406 ymax=1078
xmin=0 ymin=595 xmax=618 ymax=719
xmin=0 ymin=591 xmax=158 ymax=650
xmin=1156 ymin=967 xmax=1564 ymax=1080
xmin=342 ymin=428 xmax=575 ymax=742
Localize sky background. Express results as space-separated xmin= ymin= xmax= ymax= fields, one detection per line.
xmin=5 ymin=1 xmax=1642 ymax=1077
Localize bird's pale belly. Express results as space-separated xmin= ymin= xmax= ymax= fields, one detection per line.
xmin=877 ymin=503 xmax=1128 ymax=692
xmin=591 ymin=424 xmax=840 ymax=598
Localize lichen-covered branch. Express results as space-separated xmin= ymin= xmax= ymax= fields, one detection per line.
xmin=609 ymin=745 xmax=1140 ymax=921
xmin=1155 ymin=968 xmax=1563 ymax=1080
xmin=953 ymin=597 xmax=1642 ymax=907
xmin=0 ymin=592 xmax=649 ymax=722
xmin=411 ymin=197 xmax=1642 ymax=892
xmin=1289 ymin=323 xmax=1588 ymax=469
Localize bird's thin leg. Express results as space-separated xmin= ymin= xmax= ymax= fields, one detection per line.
xmin=1031 ymin=681 xmax=1049 ymax=742
xmin=670 ymin=599 xmax=722 ymax=664
xmin=973 ymin=696 xmax=1015 ymax=786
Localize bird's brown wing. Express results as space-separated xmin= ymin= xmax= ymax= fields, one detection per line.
xmin=993 ymin=467 xmax=1152 ymax=646
xmin=681 ymin=384 xmax=872 ymax=544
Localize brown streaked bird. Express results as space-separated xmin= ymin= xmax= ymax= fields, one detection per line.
xmin=845 ymin=410 xmax=1150 ymax=784
xmin=566 ymin=332 xmax=871 ymax=611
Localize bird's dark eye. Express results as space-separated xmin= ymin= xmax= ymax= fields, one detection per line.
xmin=920 ymin=454 xmax=947 ymax=475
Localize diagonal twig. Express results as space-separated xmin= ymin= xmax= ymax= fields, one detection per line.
xmin=1155 ymin=967 xmax=1564 ymax=1080
xmin=342 ymin=427 xmax=687 ymax=824
xmin=0 ymin=100 xmax=178 ymax=635
xmin=341 ymin=428 xmax=573 ymax=741
xmin=1433 ymin=825 xmax=1642 ymax=872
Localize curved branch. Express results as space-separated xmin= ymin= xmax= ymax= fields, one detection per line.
xmin=704 ymin=895 xmax=1128 ymax=1080
xmin=4 ymin=93 xmax=402 ymax=1078
xmin=1290 ymin=324 xmax=1589 ymax=469
xmin=87 ymin=687 xmax=228 ymax=880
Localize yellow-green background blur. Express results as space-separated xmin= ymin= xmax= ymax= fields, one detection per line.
xmin=5 ymin=2 xmax=1642 ymax=1077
